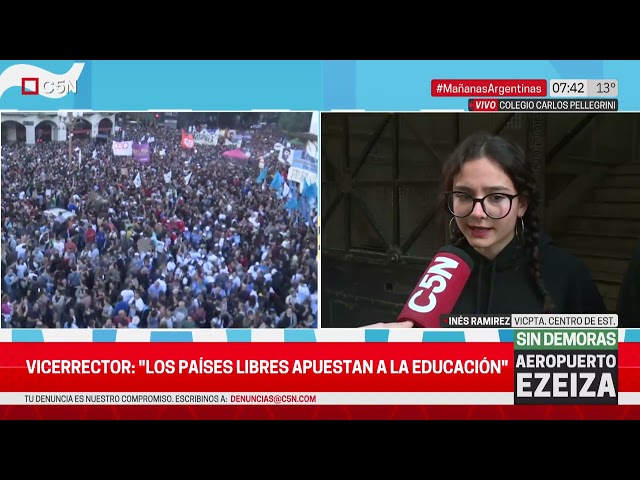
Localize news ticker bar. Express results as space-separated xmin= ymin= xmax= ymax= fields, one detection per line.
xmin=431 ymin=79 xmax=618 ymax=98
xmin=1 ymin=392 xmax=639 ymax=406
xmin=1 ymin=332 xmax=636 ymax=407
xmin=439 ymin=314 xmax=618 ymax=328
xmin=468 ymin=98 xmax=618 ymax=112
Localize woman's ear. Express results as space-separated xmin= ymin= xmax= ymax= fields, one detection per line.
xmin=517 ymin=196 xmax=529 ymax=217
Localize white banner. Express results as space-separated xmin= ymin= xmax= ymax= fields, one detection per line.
xmin=287 ymin=167 xmax=317 ymax=186
xmin=193 ymin=130 xmax=218 ymax=146
xmin=112 ymin=140 xmax=133 ymax=156
xmin=0 ymin=392 xmax=516 ymax=405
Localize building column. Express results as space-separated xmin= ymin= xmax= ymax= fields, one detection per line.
xmin=25 ymin=124 xmax=36 ymax=145
xmin=56 ymin=122 xmax=67 ymax=142
xmin=91 ymin=117 xmax=99 ymax=138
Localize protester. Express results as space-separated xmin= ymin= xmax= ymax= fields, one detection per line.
xmin=1 ymin=116 xmax=318 ymax=329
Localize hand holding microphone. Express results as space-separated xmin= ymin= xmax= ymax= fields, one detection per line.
xmin=396 ymin=245 xmax=474 ymax=327
xmin=360 ymin=245 xmax=474 ymax=328
xmin=361 ymin=320 xmax=414 ymax=329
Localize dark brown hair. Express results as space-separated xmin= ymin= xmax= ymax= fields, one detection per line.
xmin=440 ymin=133 xmax=554 ymax=313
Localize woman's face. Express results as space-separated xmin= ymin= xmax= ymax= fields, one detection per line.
xmin=452 ymin=158 xmax=527 ymax=259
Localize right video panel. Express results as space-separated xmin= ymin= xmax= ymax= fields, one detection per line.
xmin=320 ymin=112 xmax=640 ymax=328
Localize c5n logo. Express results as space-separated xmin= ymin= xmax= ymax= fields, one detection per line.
xmin=0 ymin=63 xmax=85 ymax=99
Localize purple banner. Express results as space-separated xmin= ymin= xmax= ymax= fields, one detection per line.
xmin=133 ymin=143 xmax=151 ymax=164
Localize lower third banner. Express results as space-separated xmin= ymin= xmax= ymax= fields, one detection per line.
xmin=0 ymin=341 xmax=515 ymax=403
xmin=0 ymin=328 xmax=639 ymax=419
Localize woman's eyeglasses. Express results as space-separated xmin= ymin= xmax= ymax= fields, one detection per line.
xmin=445 ymin=191 xmax=518 ymax=219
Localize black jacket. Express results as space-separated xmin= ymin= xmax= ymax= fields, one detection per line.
xmin=617 ymin=246 xmax=640 ymax=328
xmin=450 ymin=235 xmax=607 ymax=315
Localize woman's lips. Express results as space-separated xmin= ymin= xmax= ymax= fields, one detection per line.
xmin=468 ymin=226 xmax=492 ymax=238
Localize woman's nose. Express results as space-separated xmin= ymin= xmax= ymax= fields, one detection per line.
xmin=470 ymin=200 xmax=486 ymax=218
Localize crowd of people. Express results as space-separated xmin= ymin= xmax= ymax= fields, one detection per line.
xmin=1 ymin=117 xmax=319 ymax=329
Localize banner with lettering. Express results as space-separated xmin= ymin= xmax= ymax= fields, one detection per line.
xmin=193 ymin=129 xmax=218 ymax=146
xmin=133 ymin=143 xmax=151 ymax=164
xmin=288 ymin=149 xmax=318 ymax=185
xmin=112 ymin=140 xmax=133 ymax=156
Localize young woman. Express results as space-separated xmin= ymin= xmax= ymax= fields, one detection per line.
xmin=367 ymin=133 xmax=607 ymax=328
xmin=617 ymin=245 xmax=640 ymax=328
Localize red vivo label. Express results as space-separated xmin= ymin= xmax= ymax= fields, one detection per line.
xmin=0 ymin=342 xmax=513 ymax=393
xmin=469 ymin=99 xmax=500 ymax=111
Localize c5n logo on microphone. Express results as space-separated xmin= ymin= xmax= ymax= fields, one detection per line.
xmin=407 ymin=255 xmax=460 ymax=314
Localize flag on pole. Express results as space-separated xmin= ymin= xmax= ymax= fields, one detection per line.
xmin=285 ymin=194 xmax=299 ymax=211
xmin=256 ymin=166 xmax=267 ymax=184
xmin=302 ymin=180 xmax=317 ymax=199
xmin=280 ymin=181 xmax=291 ymax=199
xmin=74 ymin=146 xmax=82 ymax=167
xmin=270 ymin=171 xmax=284 ymax=190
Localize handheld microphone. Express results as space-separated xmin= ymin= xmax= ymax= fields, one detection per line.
xmin=397 ymin=245 xmax=474 ymax=328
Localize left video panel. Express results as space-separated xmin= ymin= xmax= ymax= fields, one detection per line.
xmin=0 ymin=111 xmax=319 ymax=329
